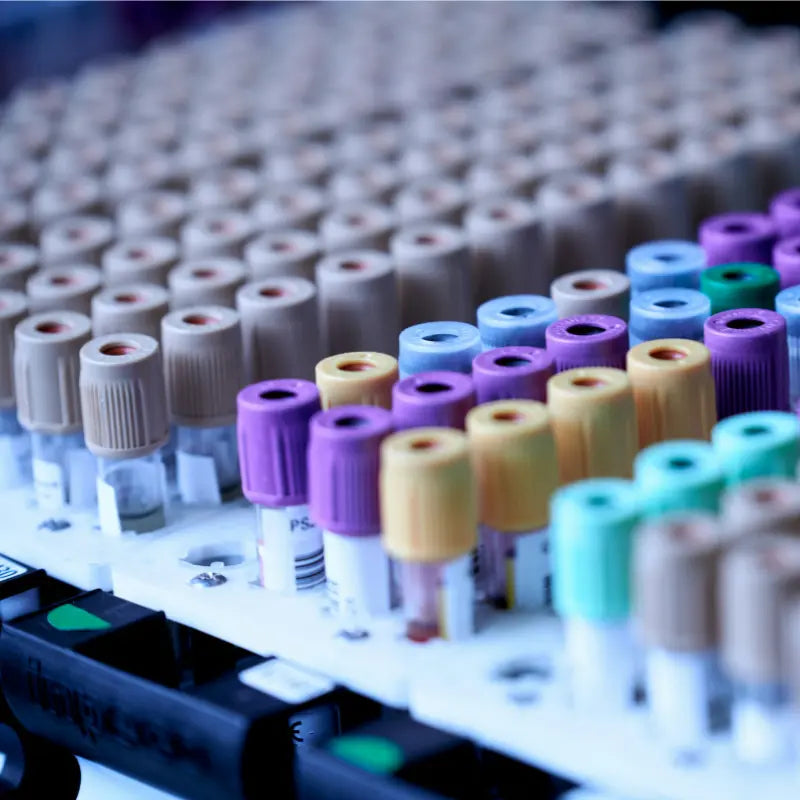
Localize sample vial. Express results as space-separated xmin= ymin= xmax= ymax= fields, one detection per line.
xmin=699 ymin=212 xmax=778 ymax=268
xmin=398 ymin=321 xmax=481 ymax=378
xmin=116 ymin=190 xmax=189 ymax=240
xmin=0 ymin=244 xmax=38 ymax=292
xmin=625 ymin=240 xmax=707 ymax=294
xmin=91 ymin=283 xmax=169 ymax=340
xmin=545 ymin=314 xmax=628 ymax=372
xmin=244 ymin=229 xmax=320 ymax=283
xmin=471 ymin=346 xmax=554 ymax=404
xmin=180 ymin=210 xmax=254 ymax=260
xmin=26 ymin=265 xmax=102 ymax=316
xmin=39 ymin=215 xmax=114 ymax=268
xmin=319 ymin=202 xmax=395 ymax=254
xmin=392 ymin=371 xmax=475 ymax=432
xmin=700 ymin=263 xmax=780 ymax=315
xmin=168 ymin=258 xmax=247 ymax=309
xmin=550 ymin=270 xmax=631 ymax=321
xmin=477 ymin=295 xmax=558 ymax=350
xmin=315 ymin=352 xmax=398 ymax=410
xmin=628 ymin=289 xmax=711 ymax=347
xmin=102 ymin=237 xmax=179 ymax=287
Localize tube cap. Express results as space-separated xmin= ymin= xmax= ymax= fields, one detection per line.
xmin=180 ymin=210 xmax=253 ymax=259
xmin=168 ymin=258 xmax=247 ymax=309
xmin=625 ymin=240 xmax=707 ymax=293
xmin=392 ymin=371 xmax=475 ymax=432
xmin=699 ymin=212 xmax=777 ymax=267
xmin=628 ymin=288 xmax=711 ymax=346
xmin=0 ymin=291 xmax=26 ymax=408
xmin=395 ymin=177 xmax=466 ymax=227
xmin=722 ymin=478 xmax=800 ymax=540
xmin=15 ymin=311 xmax=91 ymax=434
xmin=308 ymin=405 xmax=393 ymax=536
xmin=398 ymin=321 xmax=481 ymax=377
xmin=552 ymin=478 xmax=639 ymax=621
xmin=244 ymin=229 xmax=320 ymax=283
xmin=380 ymin=427 xmax=477 ymax=562
xmin=545 ymin=314 xmax=628 ymax=372
xmin=0 ymin=244 xmax=37 ymax=292
xmin=315 ymin=352 xmax=398 ymax=410
xmin=161 ymin=306 xmax=242 ymax=428
xmin=79 ymin=333 xmax=169 ymax=459
xmin=700 ymin=263 xmax=780 ymax=314
xmin=477 ymin=295 xmax=557 ymax=349
xmin=40 ymin=215 xmax=114 ymax=267
xmin=236 ymin=379 xmax=320 ymax=508
xmin=26 ymin=264 xmax=102 ymax=316
xmin=116 ymin=190 xmax=188 ymax=239
xmin=627 ymin=338 xmax=717 ymax=446
xmin=547 ymin=367 xmax=638 ymax=484
xmin=635 ymin=513 xmax=720 ymax=651
xmin=466 ymin=400 xmax=557 ymax=532
xmin=319 ymin=202 xmax=394 ymax=254
xmin=102 ymin=237 xmax=178 ymax=287
xmin=550 ymin=270 xmax=631 ymax=320
xmin=704 ymin=309 xmax=790 ymax=418
xmin=91 ymin=283 xmax=169 ymax=340
xmin=471 ymin=346 xmax=553 ymax=404
xmin=769 ymin=188 xmax=800 ymax=239
xmin=773 ymin=237 xmax=800 ymax=290
xmin=250 ymin=183 xmax=325 ymax=233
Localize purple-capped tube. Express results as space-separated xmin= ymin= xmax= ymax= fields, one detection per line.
xmin=237 ymin=379 xmax=325 ymax=594
xmin=545 ymin=314 xmax=628 ymax=372
xmin=392 ymin=371 xmax=475 ymax=432
xmin=769 ymin=188 xmax=800 ymax=239
xmin=699 ymin=212 xmax=777 ymax=267
xmin=773 ymin=236 xmax=800 ymax=289
xmin=308 ymin=405 xmax=394 ymax=630
xmin=472 ymin=347 xmax=554 ymax=404
xmin=704 ymin=309 xmax=790 ymax=419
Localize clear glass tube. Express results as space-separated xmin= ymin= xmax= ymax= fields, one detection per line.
xmin=98 ymin=451 xmax=165 ymax=533
xmin=176 ymin=424 xmax=240 ymax=498
xmin=0 ymin=407 xmax=31 ymax=489
xmin=481 ymin=526 xmax=517 ymax=610
xmin=31 ymin=430 xmax=91 ymax=508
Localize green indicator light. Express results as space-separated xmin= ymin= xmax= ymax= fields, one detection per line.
xmin=46 ymin=603 xmax=112 ymax=632
xmin=327 ymin=735 xmax=405 ymax=774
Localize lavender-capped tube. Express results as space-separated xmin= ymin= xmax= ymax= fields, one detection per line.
xmin=769 ymin=188 xmax=800 ymax=239
xmin=545 ymin=314 xmax=628 ymax=372
xmin=392 ymin=371 xmax=475 ymax=432
xmin=472 ymin=347 xmax=554 ymax=404
xmin=772 ymin=236 xmax=800 ymax=290
xmin=699 ymin=212 xmax=777 ymax=267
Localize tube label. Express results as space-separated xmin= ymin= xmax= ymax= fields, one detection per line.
xmin=258 ymin=505 xmax=325 ymax=593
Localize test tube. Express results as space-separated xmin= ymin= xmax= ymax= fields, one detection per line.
xmin=79 ymin=333 xmax=170 ymax=534
xmin=627 ymin=338 xmax=717 ymax=447
xmin=162 ymin=306 xmax=243 ymax=504
xmin=398 ymin=321 xmax=481 ymax=377
xmin=722 ymin=478 xmax=800 ymax=540
xmin=91 ymin=283 xmax=169 ymax=340
xmin=471 ymin=346 xmax=553 ymax=404
xmin=704 ymin=309 xmax=790 ymax=418
xmin=0 ymin=198 xmax=30 ymax=243
xmin=776 ymin=285 xmax=800 ymax=408
xmin=319 ymin=203 xmax=395 ymax=254
xmin=635 ymin=513 xmax=722 ymax=753
xmin=189 ymin=166 xmax=259 ymax=212
xmin=249 ymin=183 xmax=326 ymax=233
xmin=394 ymin=177 xmax=466 ymax=227
xmin=244 ymin=229 xmax=320 ymax=283
xmin=545 ymin=314 xmax=628 ymax=372
xmin=315 ymin=352 xmax=398 ymax=411
xmin=547 ymin=367 xmax=638 ymax=484
xmin=26 ymin=265 xmax=102 ymax=316
xmin=381 ymin=427 xmax=477 ymax=641
xmin=477 ymin=295 xmax=558 ymax=350
xmin=625 ymin=240 xmax=707 ymax=294
xmin=168 ymin=258 xmax=247 ymax=309
xmin=237 ymin=379 xmax=325 ymax=593
xmin=105 ymin=153 xmax=179 ymax=206
xmin=309 ymin=405 xmax=394 ymax=628
xmin=628 ymin=288 xmax=711 ymax=347
xmin=328 ymin=162 xmax=402 ymax=205
xmin=699 ymin=212 xmax=778 ymax=267
xmin=392 ymin=371 xmax=475 ymax=432
xmin=550 ymin=270 xmax=631 ymax=321
xmin=399 ymin=136 xmax=473 ymax=181
xmin=101 ymin=237 xmax=178 ymax=288
xmin=552 ymin=478 xmax=640 ymax=710
xmin=467 ymin=400 xmax=558 ymax=610
xmin=14 ymin=311 xmax=95 ymax=510
xmin=770 ymin=187 xmax=800 ymax=239
xmin=465 ymin=153 xmax=543 ymax=202
xmin=180 ymin=210 xmax=254 ymax=259
xmin=31 ymin=175 xmax=104 ymax=232
xmin=39 ymin=215 xmax=114 ymax=269
xmin=0 ymin=244 xmax=37 ymax=292
xmin=773 ymin=237 xmax=800 ymax=290
xmin=263 ymin=141 xmax=332 ymax=186
xmin=700 ymin=264 xmax=780 ymax=315
xmin=116 ymin=190 xmax=189 ymax=240
xmin=720 ymin=535 xmax=800 ymax=765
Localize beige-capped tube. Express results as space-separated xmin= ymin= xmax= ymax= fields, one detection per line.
xmin=635 ymin=512 xmax=721 ymax=652
xmin=466 ymin=400 xmax=557 ymax=532
xmin=168 ymin=258 xmax=247 ymax=309
xmin=381 ymin=427 xmax=477 ymax=563
xmin=39 ymin=214 xmax=114 ymax=268
xmin=720 ymin=534 xmax=800 ymax=686
xmin=79 ymin=333 xmax=170 ymax=459
xmin=721 ymin=479 xmax=800 ymax=540
xmin=180 ymin=209 xmax=254 ymax=259
xmin=547 ymin=367 xmax=638 ymax=484
xmin=0 ymin=244 xmax=38 ymax=292
xmin=244 ymin=229 xmax=320 ymax=283
xmin=161 ymin=305 xmax=242 ymax=428
xmin=102 ymin=237 xmax=179 ymax=287
xmin=550 ymin=269 xmax=631 ymax=320
xmin=14 ymin=310 xmax=92 ymax=434
xmin=91 ymin=283 xmax=169 ymax=340
xmin=236 ymin=276 xmax=320 ymax=382
xmin=315 ymin=352 xmax=398 ymax=410
xmin=0 ymin=291 xmax=27 ymax=408
xmin=627 ymin=339 xmax=717 ymax=448
xmin=26 ymin=265 xmax=102 ymax=315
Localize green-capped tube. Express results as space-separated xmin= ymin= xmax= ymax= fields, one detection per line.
xmin=552 ymin=478 xmax=639 ymax=622
xmin=634 ymin=440 xmax=725 ymax=519
xmin=700 ymin=263 xmax=779 ymax=315
xmin=711 ymin=411 xmax=799 ymax=486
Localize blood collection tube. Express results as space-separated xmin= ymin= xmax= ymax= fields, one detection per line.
xmin=39 ymin=215 xmax=114 ymax=268
xmin=477 ymin=295 xmax=557 ymax=350
xmin=0 ymin=244 xmax=37 ymax=292
xmin=699 ymin=212 xmax=777 ymax=269
xmin=545 ymin=314 xmax=628 ymax=372
xmin=316 ymin=251 xmax=400 ymax=356
xmin=390 ymin=225 xmax=472 ymax=327
xmin=0 ymin=198 xmax=30 ymax=243
xmin=105 ymin=153 xmax=179 ymax=206
xmin=552 ymin=478 xmax=640 ymax=710
xmin=263 ymin=141 xmax=332 ymax=186
xmin=770 ymin=187 xmax=800 ymax=239
xmin=189 ymin=166 xmax=259 ymax=212
xmin=319 ymin=203 xmax=395 ymax=254
xmin=308 ymin=405 xmax=394 ymax=628
xmin=102 ymin=237 xmax=179 ymax=287
xmin=14 ymin=311 xmax=95 ymax=510
xmin=547 ymin=367 xmax=638 ymax=484
xmin=722 ymin=478 xmax=800 ymax=540
xmin=168 ymin=258 xmax=247 ymax=309
xmin=26 ymin=265 xmax=102 ymax=316
xmin=381 ymin=427 xmax=477 ymax=641
xmin=392 ymin=371 xmax=475 ymax=432
xmin=250 ymin=183 xmax=326 ymax=233
xmin=776 ymin=286 xmax=800 ymax=411
xmin=465 ymin=153 xmax=542 ymax=202
xmin=720 ymin=535 xmax=800 ymax=765
xmin=328 ymin=162 xmax=401 ymax=205
xmin=466 ymin=198 xmax=548 ymax=301
xmin=773 ymin=237 xmax=800 ymax=290
xmin=399 ymin=136 xmax=473 ymax=181
xmin=31 ymin=176 xmax=104 ymax=232
xmin=398 ymin=321 xmax=480 ymax=377
xmin=315 ymin=352 xmax=398 ymax=410
xmin=700 ymin=263 xmax=780 ymax=314
xmin=627 ymin=339 xmax=716 ymax=447
xmin=116 ymin=190 xmax=189 ymax=240
xmin=0 ymin=291 xmax=30 ymax=489
xmin=180 ymin=210 xmax=254 ymax=260
xmin=628 ymin=288 xmax=711 ymax=347
xmin=79 ymin=333 xmax=170 ymax=534
xmin=237 ymin=379 xmax=325 ymax=593
xmin=394 ymin=177 xmax=466 ymax=227
xmin=162 ymin=306 xmax=242 ymax=504
xmin=625 ymin=240 xmax=707 ymax=294
xmin=711 ymin=411 xmax=799 ymax=486
xmin=91 ymin=283 xmax=169 ymax=340
xmin=236 ymin=276 xmax=320 ymax=382
xmin=550 ymin=270 xmax=631 ymax=321
xmin=635 ymin=513 xmax=722 ymax=752
xmin=467 ymin=400 xmax=558 ymax=610
xmin=704 ymin=309 xmax=789 ymax=418
xmin=244 ymin=229 xmax=320 ymax=283
xmin=471 ymin=346 xmax=553 ymax=404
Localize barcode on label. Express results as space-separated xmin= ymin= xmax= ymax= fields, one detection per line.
xmin=296 ymin=547 xmax=325 ymax=590
xmin=0 ymin=556 xmax=29 ymax=583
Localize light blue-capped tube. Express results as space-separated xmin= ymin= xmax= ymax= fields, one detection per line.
xmin=626 ymin=240 xmax=707 ymax=294
xmin=776 ymin=286 xmax=800 ymax=410
xmin=476 ymin=294 xmax=558 ymax=350
xmin=398 ymin=321 xmax=481 ymax=377
xmin=628 ymin=288 xmax=711 ymax=346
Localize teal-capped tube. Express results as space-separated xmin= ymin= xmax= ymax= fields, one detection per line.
xmin=634 ymin=440 xmax=724 ymax=519
xmin=711 ymin=411 xmax=799 ymax=486
xmin=552 ymin=478 xmax=640 ymax=622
